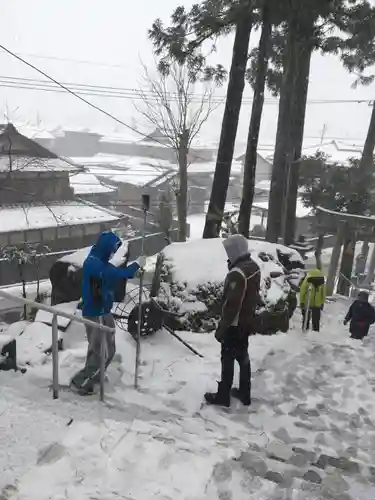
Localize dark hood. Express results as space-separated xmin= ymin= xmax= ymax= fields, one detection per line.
xmin=90 ymin=231 xmax=122 ymax=262
xmin=358 ymin=290 xmax=370 ymax=302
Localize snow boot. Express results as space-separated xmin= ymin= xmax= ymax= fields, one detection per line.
xmin=92 ymin=372 xmax=110 ymax=384
xmin=204 ymin=382 xmax=230 ymax=408
xmin=231 ymin=387 xmax=251 ymax=406
xmin=69 ymin=380 xmax=95 ymax=396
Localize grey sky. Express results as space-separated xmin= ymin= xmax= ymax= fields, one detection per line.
xmin=0 ymin=0 xmax=374 ymax=147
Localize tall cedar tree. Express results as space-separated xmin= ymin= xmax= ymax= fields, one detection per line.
xmin=203 ymin=1 xmax=254 ymax=238
xmin=149 ymin=0 xmax=255 ymax=238
xmin=266 ymin=0 xmax=331 ymax=243
xmin=238 ymin=0 xmax=272 ymax=237
xmin=266 ymin=0 xmax=369 ymax=244
xmin=333 ymin=1 xmax=375 ymax=294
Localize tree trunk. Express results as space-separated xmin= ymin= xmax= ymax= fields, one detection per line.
xmin=19 ymin=264 xmax=27 ymax=319
xmin=238 ymin=0 xmax=271 ymax=238
xmin=203 ymin=2 xmax=253 ymax=238
xmin=282 ymin=37 xmax=313 ymax=245
xmin=36 ymin=265 xmax=41 ymax=302
xmin=337 ymin=232 xmax=356 ymax=296
xmin=176 ymin=129 xmax=189 ymax=242
xmin=337 ymin=101 xmax=375 ymax=291
xmin=361 ymin=239 xmax=370 ymax=273
xmin=315 ymin=233 xmax=324 ymax=270
xmin=360 ymin=100 xmax=375 ymax=169
xmin=365 ymin=243 xmax=375 ymax=286
xmin=326 ymin=221 xmax=345 ymax=296
xmin=265 ymin=11 xmax=300 ymax=243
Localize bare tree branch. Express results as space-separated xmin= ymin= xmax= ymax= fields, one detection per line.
xmin=134 ymin=59 xmax=218 ymax=241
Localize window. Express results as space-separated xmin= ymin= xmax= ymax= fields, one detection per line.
xmin=70 ymin=225 xmax=83 ymax=237
xmin=25 ymin=230 xmax=41 ymax=243
xmin=43 ymin=227 xmax=57 ymax=241
xmin=0 ymin=233 xmax=8 ymax=246
xmin=9 ymin=232 xmax=25 ymax=245
xmin=85 ymin=223 xmax=99 ymax=235
xmin=57 ymin=226 xmax=70 ymax=238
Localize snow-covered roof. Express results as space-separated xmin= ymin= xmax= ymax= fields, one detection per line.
xmin=255 ymin=180 xmax=272 ymax=192
xmin=110 ymin=164 xmax=174 ymax=187
xmin=301 ymin=140 xmax=362 ymax=166
xmin=68 ymin=155 xmax=131 ymax=168
xmin=17 ymin=126 xmax=56 ymax=140
xmin=0 ymin=156 xmax=80 ymax=173
xmin=253 ymin=197 xmax=311 ymax=218
xmin=0 ymin=201 xmax=122 ymax=233
xmin=69 ymin=172 xmax=117 ymax=194
xmin=187 ymin=160 xmax=243 ymax=175
xmin=70 ymin=154 xmax=175 ymax=170
xmin=99 ymin=131 xmax=143 ymax=144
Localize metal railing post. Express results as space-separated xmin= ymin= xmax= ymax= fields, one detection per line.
xmin=0 ymin=289 xmax=116 ymax=402
xmin=99 ymin=318 xmax=106 ymax=402
xmin=51 ymin=314 xmax=59 ymax=399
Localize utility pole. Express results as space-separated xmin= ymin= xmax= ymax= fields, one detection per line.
xmin=320 ymin=123 xmax=326 ymax=144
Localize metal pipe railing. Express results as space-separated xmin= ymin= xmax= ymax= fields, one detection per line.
xmin=0 ymin=289 xmax=115 ymax=401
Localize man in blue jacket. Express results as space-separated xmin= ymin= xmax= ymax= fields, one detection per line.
xmin=70 ymin=231 xmax=144 ymax=395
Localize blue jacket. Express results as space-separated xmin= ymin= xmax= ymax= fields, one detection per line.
xmin=81 ymin=232 xmax=140 ymax=317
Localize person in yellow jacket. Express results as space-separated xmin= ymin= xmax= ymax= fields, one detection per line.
xmin=299 ymin=269 xmax=326 ymax=331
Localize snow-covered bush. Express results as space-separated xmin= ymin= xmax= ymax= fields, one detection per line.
xmin=154 ymin=238 xmax=305 ymax=335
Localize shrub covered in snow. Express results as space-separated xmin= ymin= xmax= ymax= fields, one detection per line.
xmin=154 ymin=238 xmax=305 ymax=335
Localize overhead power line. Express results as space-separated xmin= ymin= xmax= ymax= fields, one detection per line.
xmin=0 ymin=45 xmax=230 ymax=168
xmin=14 ymin=52 xmax=128 ymax=70
xmin=0 ymin=74 xmax=372 ymax=106
xmin=0 ymin=44 xmax=179 ymax=149
xmin=0 ymin=43 xmax=371 ymax=177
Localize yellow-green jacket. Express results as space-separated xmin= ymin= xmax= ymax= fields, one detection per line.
xmin=300 ymin=269 xmax=326 ymax=309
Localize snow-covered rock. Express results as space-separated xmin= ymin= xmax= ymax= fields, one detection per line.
xmin=11 ymin=322 xmax=63 ymax=367
xmin=155 ymin=238 xmax=304 ymax=334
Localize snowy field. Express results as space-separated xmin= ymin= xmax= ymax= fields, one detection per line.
xmin=2 ymin=297 xmax=375 ymax=499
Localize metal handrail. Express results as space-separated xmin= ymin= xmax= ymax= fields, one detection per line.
xmin=0 ymin=289 xmax=114 ymax=401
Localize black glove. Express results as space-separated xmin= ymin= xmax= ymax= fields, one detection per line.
xmin=215 ymin=326 xmax=225 ymax=343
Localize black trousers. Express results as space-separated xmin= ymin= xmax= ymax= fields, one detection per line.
xmin=302 ymin=307 xmax=321 ymax=332
xmin=0 ymin=339 xmax=17 ymax=371
xmin=220 ymin=330 xmax=251 ymax=396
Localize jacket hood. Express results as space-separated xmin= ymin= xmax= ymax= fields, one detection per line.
xmin=90 ymin=231 xmax=122 ymax=262
xmin=358 ymin=290 xmax=370 ymax=302
xmin=223 ymin=235 xmax=249 ymax=265
xmin=307 ymin=269 xmax=325 ymax=279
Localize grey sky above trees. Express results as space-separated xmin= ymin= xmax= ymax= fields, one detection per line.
xmin=0 ymin=0 xmax=375 ymax=143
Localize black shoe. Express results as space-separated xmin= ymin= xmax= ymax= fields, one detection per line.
xmin=204 ymin=383 xmax=230 ymax=407
xmin=70 ymin=381 xmax=95 ymax=396
xmin=231 ymin=387 xmax=251 ymax=406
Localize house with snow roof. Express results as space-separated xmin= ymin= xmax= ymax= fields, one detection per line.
xmin=0 ymin=124 xmax=126 ymax=285
xmin=301 ymin=140 xmax=363 ymax=166
xmin=235 ymin=150 xmax=273 ymax=186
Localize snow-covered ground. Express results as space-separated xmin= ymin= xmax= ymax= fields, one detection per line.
xmin=188 ymin=210 xmax=264 ymax=240
xmin=2 ymin=297 xmax=375 ymax=499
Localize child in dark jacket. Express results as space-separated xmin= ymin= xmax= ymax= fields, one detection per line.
xmin=344 ymin=290 xmax=375 ymax=340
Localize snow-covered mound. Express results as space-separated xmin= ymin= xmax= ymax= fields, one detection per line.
xmin=155 ymin=238 xmax=304 ymax=334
